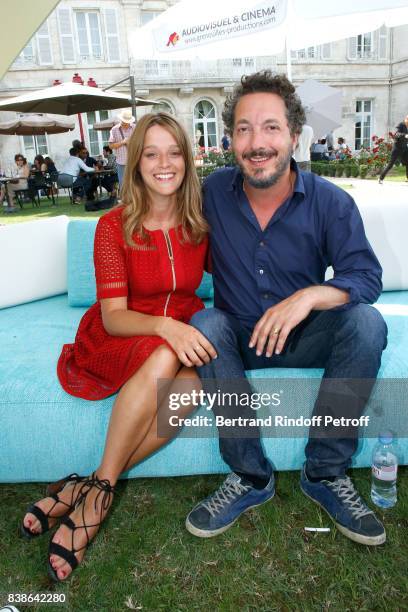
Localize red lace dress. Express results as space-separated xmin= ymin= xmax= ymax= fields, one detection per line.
xmin=57 ymin=206 xmax=208 ymax=400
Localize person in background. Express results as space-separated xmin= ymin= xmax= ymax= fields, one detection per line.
xmin=103 ymin=145 xmax=118 ymax=173
xmin=335 ymin=137 xmax=348 ymax=159
xmin=101 ymin=145 xmax=118 ymax=199
xmin=379 ymin=115 xmax=408 ymax=184
xmin=44 ymin=156 xmax=58 ymax=175
xmin=311 ymin=139 xmax=330 ymax=162
xmin=32 ymin=155 xmax=47 ymax=173
xmin=293 ymin=124 xmax=314 ymax=171
xmin=0 ymin=154 xmax=30 ymax=211
xmin=78 ymin=147 xmax=100 ymax=201
xmin=60 ymin=147 xmax=95 ymax=204
xmin=43 ymin=156 xmax=59 ymax=197
xmin=326 ymin=130 xmax=335 ymax=154
xmin=108 ymin=109 xmax=136 ymax=187
xmin=221 ymin=129 xmax=231 ymax=151
xmin=72 ymin=139 xmax=84 ymax=152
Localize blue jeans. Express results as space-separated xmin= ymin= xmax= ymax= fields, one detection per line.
xmin=117 ymin=164 xmax=125 ymax=187
xmin=73 ymin=175 xmax=92 ymax=199
xmin=190 ymin=305 xmax=387 ymax=480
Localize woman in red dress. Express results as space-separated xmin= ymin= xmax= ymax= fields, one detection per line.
xmin=21 ymin=113 xmax=217 ymax=581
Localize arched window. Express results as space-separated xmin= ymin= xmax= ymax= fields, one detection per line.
xmin=193 ymin=100 xmax=218 ymax=151
xmin=153 ymin=100 xmax=174 ymax=115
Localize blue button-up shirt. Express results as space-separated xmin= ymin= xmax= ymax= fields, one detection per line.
xmin=203 ymin=161 xmax=382 ymax=330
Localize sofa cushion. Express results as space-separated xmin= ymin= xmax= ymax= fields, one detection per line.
xmin=0 ymin=215 xmax=69 ymax=309
xmin=67 ymin=219 xmax=213 ymax=307
xmin=357 ymin=199 xmax=408 ymax=291
xmin=1 ymin=291 xmax=407 ymax=482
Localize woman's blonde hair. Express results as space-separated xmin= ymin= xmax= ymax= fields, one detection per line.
xmin=120 ymin=112 xmax=207 ymax=246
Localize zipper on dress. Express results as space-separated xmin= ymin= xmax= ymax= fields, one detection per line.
xmin=163 ymin=230 xmax=176 ymax=317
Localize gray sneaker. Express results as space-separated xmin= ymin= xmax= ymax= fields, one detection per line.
xmin=186 ymin=472 xmax=275 ymax=538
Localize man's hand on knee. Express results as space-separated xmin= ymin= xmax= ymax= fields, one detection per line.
xmin=249 ymin=289 xmax=315 ymax=357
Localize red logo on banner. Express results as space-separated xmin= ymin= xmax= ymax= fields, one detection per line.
xmin=166 ymin=32 xmax=180 ymax=47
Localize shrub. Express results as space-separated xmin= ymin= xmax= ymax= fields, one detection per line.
xmin=335 ymin=165 xmax=344 ymax=177
xmin=359 ymin=165 xmax=368 ymax=178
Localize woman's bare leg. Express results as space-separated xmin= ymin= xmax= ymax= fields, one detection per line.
xmin=121 ymin=366 xmax=201 ymax=470
xmin=49 ymin=344 xmax=185 ymax=580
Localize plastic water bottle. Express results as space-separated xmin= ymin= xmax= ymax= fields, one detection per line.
xmin=371 ymin=432 xmax=398 ymax=509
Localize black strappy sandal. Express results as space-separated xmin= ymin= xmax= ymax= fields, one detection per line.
xmin=47 ymin=473 xmax=115 ymax=582
xmin=21 ymin=473 xmax=89 ymax=540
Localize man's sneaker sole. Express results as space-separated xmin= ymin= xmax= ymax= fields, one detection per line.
xmin=185 ymin=492 xmax=275 ymax=538
xmin=301 ymin=487 xmax=386 ymax=546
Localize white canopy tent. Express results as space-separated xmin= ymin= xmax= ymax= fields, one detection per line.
xmin=0 ymin=0 xmax=60 ymax=80
xmin=131 ymin=0 xmax=408 ymax=79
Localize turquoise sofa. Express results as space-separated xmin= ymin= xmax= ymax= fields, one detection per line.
xmin=0 ymin=218 xmax=407 ymax=483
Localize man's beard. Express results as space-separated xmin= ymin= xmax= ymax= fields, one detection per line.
xmin=238 ymin=145 xmax=293 ymax=189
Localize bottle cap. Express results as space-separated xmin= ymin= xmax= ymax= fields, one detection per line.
xmin=379 ymin=431 xmax=393 ymax=444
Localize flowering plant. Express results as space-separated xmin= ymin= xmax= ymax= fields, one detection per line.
xmin=195 ymin=147 xmax=236 ymax=181
xmin=355 ymin=136 xmax=392 ymax=174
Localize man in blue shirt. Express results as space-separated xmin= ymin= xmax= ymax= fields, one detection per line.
xmin=61 ymin=147 xmax=95 ymax=204
xmin=186 ymin=71 xmax=387 ymax=546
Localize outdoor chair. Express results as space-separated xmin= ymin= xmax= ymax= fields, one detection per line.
xmin=47 ymin=171 xmax=59 ymax=199
xmin=31 ymin=172 xmax=56 ymax=206
xmin=56 ymin=173 xmax=75 ymax=203
xmin=14 ymin=177 xmax=42 ymax=209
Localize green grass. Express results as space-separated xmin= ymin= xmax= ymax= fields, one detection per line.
xmin=0 ymin=196 xmax=106 ymax=225
xmin=1 ymin=468 xmax=407 ymax=611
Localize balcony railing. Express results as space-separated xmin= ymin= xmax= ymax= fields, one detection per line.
xmin=131 ymin=57 xmax=277 ymax=82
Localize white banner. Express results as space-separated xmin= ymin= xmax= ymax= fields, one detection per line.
xmin=152 ymin=0 xmax=287 ymax=54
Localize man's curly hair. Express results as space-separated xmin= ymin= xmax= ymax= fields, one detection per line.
xmin=222 ymin=71 xmax=306 ymax=137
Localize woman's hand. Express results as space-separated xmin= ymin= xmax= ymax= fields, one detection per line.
xmin=159 ymin=318 xmax=217 ymax=367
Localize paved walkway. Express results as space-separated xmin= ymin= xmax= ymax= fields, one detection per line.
xmin=327 ymin=177 xmax=408 ymax=207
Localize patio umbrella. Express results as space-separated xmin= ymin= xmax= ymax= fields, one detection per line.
xmin=131 ymin=0 xmax=408 ymax=78
xmin=296 ymin=80 xmax=342 ymax=140
xmin=0 ymin=114 xmax=75 ymax=136
xmin=0 ymin=82 xmax=157 ymax=115
xmin=92 ymin=118 xmax=117 ymax=132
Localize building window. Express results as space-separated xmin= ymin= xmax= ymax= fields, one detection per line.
xmin=355 ymin=100 xmax=372 ymax=150
xmin=232 ymin=57 xmax=255 ymax=68
xmin=357 ymin=33 xmax=372 ymax=58
xmin=290 ymin=44 xmax=331 ymax=61
xmin=86 ymin=110 xmax=110 ymax=156
xmin=21 ymin=135 xmax=48 ymax=159
xmin=194 ymin=100 xmax=218 ymax=151
xmin=58 ymin=8 xmax=120 ymax=64
xmin=291 ymin=47 xmax=316 ymax=59
xmin=141 ymin=11 xmax=161 ymax=26
xmin=16 ymin=40 xmax=36 ymax=64
xmin=75 ymin=11 xmax=103 ymax=61
xmin=348 ymin=32 xmax=373 ymax=60
xmin=13 ymin=20 xmax=53 ymax=66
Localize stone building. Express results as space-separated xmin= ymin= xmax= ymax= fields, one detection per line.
xmin=0 ymin=0 xmax=407 ymax=169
